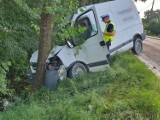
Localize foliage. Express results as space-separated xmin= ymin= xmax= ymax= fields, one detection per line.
xmin=146 ymin=19 xmax=160 ymax=35
xmin=0 ymin=61 xmax=11 ymax=95
xmin=43 ymin=0 xmax=80 ymax=45
xmin=143 ymin=10 xmax=160 ymax=36
xmin=144 ymin=10 xmax=160 ymax=23
xmin=0 ymin=52 xmax=160 ymax=119
xmin=0 ymin=0 xmax=38 ymax=98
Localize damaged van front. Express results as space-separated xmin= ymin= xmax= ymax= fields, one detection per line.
xmin=27 ymin=45 xmax=68 ymax=89
xmin=28 ymin=37 xmax=88 ymax=89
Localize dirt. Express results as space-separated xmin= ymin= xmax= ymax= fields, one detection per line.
xmin=136 ymin=37 xmax=160 ymax=78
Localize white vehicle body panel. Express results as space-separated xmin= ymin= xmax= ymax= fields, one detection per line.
xmin=30 ymin=46 xmax=63 ymax=64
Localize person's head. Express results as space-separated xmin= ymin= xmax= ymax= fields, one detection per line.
xmin=101 ymin=14 xmax=110 ymax=23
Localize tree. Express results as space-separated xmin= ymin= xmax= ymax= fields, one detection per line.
xmin=147 ymin=19 xmax=160 ymax=35
xmin=144 ymin=10 xmax=160 ymax=23
xmin=34 ymin=5 xmax=53 ymax=88
xmin=151 ymin=0 xmax=155 ymax=11
xmin=33 ymin=1 xmax=79 ymax=88
xmin=143 ymin=10 xmax=160 ymax=35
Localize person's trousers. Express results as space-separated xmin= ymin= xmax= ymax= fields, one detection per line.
xmin=106 ymin=40 xmax=111 ymax=59
xmin=106 ymin=40 xmax=111 ymax=50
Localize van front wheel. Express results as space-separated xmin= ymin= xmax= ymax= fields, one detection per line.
xmin=68 ymin=63 xmax=87 ymax=78
xmin=132 ymin=38 xmax=143 ymax=55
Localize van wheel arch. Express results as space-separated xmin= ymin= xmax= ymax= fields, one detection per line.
xmin=132 ymin=35 xmax=143 ymax=55
xmin=68 ymin=61 xmax=89 ymax=78
xmin=133 ymin=34 xmax=142 ymax=41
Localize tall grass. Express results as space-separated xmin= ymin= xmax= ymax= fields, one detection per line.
xmin=0 ymin=52 xmax=160 ymax=120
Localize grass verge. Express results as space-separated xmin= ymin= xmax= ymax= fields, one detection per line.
xmin=0 ymin=51 xmax=160 ymax=120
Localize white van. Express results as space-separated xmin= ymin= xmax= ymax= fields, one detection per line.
xmin=28 ymin=0 xmax=146 ymax=89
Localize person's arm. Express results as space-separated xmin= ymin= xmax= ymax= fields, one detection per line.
xmin=103 ymin=23 xmax=116 ymax=36
xmin=103 ymin=31 xmax=115 ymax=36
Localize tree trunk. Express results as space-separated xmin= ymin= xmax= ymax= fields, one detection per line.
xmin=79 ymin=0 xmax=86 ymax=7
xmin=151 ymin=0 xmax=155 ymax=11
xmin=34 ymin=12 xmax=53 ymax=89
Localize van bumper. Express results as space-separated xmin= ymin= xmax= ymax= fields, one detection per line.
xmin=141 ymin=33 xmax=146 ymax=41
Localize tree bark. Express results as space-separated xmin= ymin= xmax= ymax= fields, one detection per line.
xmin=34 ymin=12 xmax=53 ymax=89
xmin=151 ymin=0 xmax=155 ymax=11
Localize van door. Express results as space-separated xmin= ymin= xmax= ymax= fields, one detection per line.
xmin=74 ymin=6 xmax=109 ymax=71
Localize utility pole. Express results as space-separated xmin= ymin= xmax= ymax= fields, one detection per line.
xmin=151 ymin=0 xmax=155 ymax=11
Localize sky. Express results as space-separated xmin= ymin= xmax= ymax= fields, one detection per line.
xmin=134 ymin=0 xmax=160 ymax=18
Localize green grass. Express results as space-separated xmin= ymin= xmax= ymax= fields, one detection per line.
xmin=0 ymin=51 xmax=160 ymax=120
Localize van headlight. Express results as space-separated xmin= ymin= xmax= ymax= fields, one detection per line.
xmin=58 ymin=65 xmax=67 ymax=80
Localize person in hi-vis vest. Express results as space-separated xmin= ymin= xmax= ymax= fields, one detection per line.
xmin=101 ymin=14 xmax=116 ymax=54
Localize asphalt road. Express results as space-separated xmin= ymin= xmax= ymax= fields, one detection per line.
xmin=138 ymin=37 xmax=160 ymax=77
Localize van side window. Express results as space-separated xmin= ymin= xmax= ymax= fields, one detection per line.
xmin=74 ymin=10 xmax=98 ymax=42
xmin=75 ymin=17 xmax=92 ymax=40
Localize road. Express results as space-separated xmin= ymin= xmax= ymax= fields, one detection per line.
xmin=137 ymin=37 xmax=160 ymax=77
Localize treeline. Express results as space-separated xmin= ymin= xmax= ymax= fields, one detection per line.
xmin=142 ymin=10 xmax=160 ymax=37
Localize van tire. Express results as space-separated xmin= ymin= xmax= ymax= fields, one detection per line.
xmin=132 ymin=38 xmax=143 ymax=55
xmin=68 ymin=63 xmax=87 ymax=78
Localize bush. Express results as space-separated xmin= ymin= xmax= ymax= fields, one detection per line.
xmin=147 ymin=19 xmax=160 ymax=35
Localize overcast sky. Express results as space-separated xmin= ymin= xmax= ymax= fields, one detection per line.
xmin=134 ymin=0 xmax=160 ymax=18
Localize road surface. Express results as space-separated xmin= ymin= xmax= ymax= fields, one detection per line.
xmin=137 ymin=37 xmax=160 ymax=77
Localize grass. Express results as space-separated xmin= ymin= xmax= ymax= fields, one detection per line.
xmin=0 ymin=51 xmax=160 ymax=120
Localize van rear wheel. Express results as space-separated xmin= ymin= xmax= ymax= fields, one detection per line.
xmin=132 ymin=38 xmax=143 ymax=55
xmin=68 ymin=63 xmax=87 ymax=78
